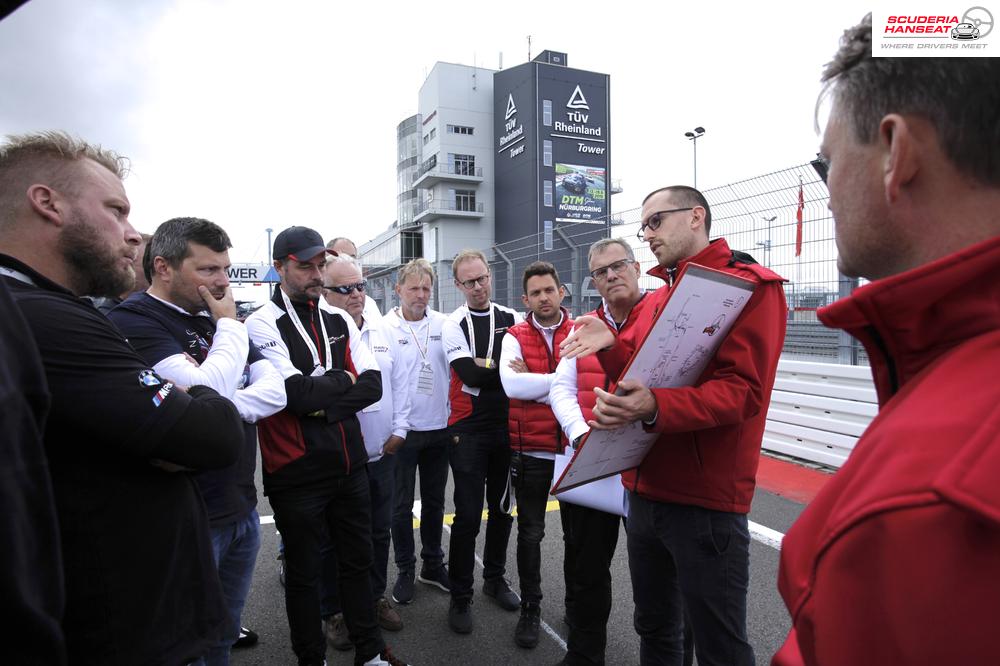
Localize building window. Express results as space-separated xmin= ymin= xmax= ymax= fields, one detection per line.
xmin=543 ymin=100 xmax=552 ymax=126
xmin=447 ymin=124 xmax=474 ymax=135
xmin=423 ymin=133 xmax=429 ymax=146
xmin=451 ymin=153 xmax=476 ymax=176
xmin=543 ymin=140 xmax=553 ymax=167
xmin=543 ymin=180 xmax=553 ymax=207
xmin=429 ymin=128 xmax=436 ymax=140
xmin=455 ymin=189 xmax=477 ymax=212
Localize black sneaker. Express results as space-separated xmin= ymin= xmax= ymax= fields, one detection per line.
xmin=515 ymin=603 xmax=541 ymax=648
xmin=277 ymin=553 xmax=286 ymax=588
xmin=233 ymin=626 xmax=258 ymax=649
xmin=448 ymin=597 xmax=473 ymax=634
xmin=392 ymin=571 xmax=415 ymax=605
xmin=418 ymin=564 xmax=451 ymax=593
xmin=482 ymin=577 xmax=520 ymax=612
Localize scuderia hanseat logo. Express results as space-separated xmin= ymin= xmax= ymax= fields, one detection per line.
xmin=875 ymin=6 xmax=994 ymax=54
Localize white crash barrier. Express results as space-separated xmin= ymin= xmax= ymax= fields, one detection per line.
xmin=763 ymin=359 xmax=878 ymax=468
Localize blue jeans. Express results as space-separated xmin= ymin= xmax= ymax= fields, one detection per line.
xmin=194 ymin=509 xmax=261 ymax=666
xmin=626 ymin=493 xmax=754 ymax=666
xmin=448 ymin=428 xmax=513 ymax=601
xmin=269 ymin=469 xmax=384 ymax=665
xmin=391 ymin=429 xmax=449 ymax=575
xmin=321 ymin=455 xmax=396 ymax=614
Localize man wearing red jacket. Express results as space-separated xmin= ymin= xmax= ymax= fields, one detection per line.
xmin=498 ymin=261 xmax=574 ymax=649
xmin=771 ymin=16 xmax=1000 ymax=666
xmin=564 ymin=186 xmax=787 ymax=665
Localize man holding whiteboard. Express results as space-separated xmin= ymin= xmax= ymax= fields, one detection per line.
xmin=562 ymin=186 xmax=787 ymax=666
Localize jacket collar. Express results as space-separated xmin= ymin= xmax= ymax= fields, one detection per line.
xmin=819 ymin=234 xmax=1000 ymax=405
xmin=647 ymin=238 xmax=732 ymax=285
xmin=525 ymin=306 xmax=572 ymax=334
xmin=0 ymin=252 xmax=74 ymax=296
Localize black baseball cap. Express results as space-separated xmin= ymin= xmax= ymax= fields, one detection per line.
xmin=272 ymin=226 xmax=337 ymax=261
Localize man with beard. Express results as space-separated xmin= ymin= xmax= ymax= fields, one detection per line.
xmin=108 ymin=217 xmax=286 ymax=665
xmin=246 ymin=226 xmax=407 ymax=666
xmin=563 ymin=187 xmax=787 ymax=666
xmin=89 ymin=231 xmax=150 ymax=315
xmin=498 ymin=261 xmax=574 ymax=649
xmin=0 ymin=131 xmax=244 ymax=664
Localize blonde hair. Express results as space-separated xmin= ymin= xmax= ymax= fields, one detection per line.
xmin=0 ymin=131 xmax=129 ymax=225
xmin=451 ymin=248 xmax=490 ymax=278
xmin=398 ymin=258 xmax=435 ymax=285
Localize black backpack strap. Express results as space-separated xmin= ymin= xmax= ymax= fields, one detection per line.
xmin=729 ymin=249 xmax=760 ymax=266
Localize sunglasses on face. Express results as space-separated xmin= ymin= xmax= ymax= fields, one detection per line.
xmin=323 ymin=280 xmax=367 ymax=295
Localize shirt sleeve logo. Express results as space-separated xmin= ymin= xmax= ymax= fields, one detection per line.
xmin=138 ymin=369 xmax=162 ymax=387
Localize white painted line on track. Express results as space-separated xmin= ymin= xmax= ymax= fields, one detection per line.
xmin=258 ymin=503 xmax=783 ymax=648
xmin=749 ymin=520 xmax=784 ymax=550
xmin=413 ymin=500 xmax=569 ymax=651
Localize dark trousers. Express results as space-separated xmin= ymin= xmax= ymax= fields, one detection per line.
xmin=447 ymin=428 xmax=513 ymax=601
xmin=320 ymin=455 xmax=397 ymax=616
xmin=269 ymin=469 xmax=384 ymax=665
xmin=391 ymin=428 xmax=449 ymax=574
xmin=627 ymin=493 xmax=754 ymax=666
xmin=511 ymin=452 xmax=554 ymax=605
xmin=560 ymin=500 xmax=622 ymax=666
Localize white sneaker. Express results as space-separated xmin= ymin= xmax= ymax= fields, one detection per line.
xmin=363 ymin=648 xmax=409 ymax=665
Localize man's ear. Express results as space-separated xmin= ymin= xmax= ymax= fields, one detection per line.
xmin=522 ymin=293 xmax=530 ymax=309
xmin=26 ymin=184 xmax=66 ymax=226
xmin=880 ymin=114 xmax=919 ymax=204
xmin=152 ymin=256 xmax=171 ymax=281
xmin=689 ymin=206 xmax=707 ymax=234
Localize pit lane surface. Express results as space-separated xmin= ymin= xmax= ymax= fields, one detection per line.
xmin=233 ymin=457 xmax=820 ymax=665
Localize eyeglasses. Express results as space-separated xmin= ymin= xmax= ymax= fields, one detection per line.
xmin=589 ymin=259 xmax=634 ymax=282
xmin=323 ymin=280 xmax=367 ymax=295
xmin=636 ymin=207 xmax=694 ymax=239
xmin=457 ymin=274 xmax=490 ymax=290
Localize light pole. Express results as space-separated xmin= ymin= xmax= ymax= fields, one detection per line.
xmin=265 ymin=227 xmax=273 ymax=297
xmin=756 ymin=215 xmax=776 ymax=268
xmin=684 ymin=126 xmax=705 ymax=187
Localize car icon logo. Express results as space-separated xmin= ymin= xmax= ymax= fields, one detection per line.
xmin=951 ymin=22 xmax=980 ymax=39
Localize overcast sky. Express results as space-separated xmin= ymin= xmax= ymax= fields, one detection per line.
xmin=1 ymin=0 xmax=871 ymax=267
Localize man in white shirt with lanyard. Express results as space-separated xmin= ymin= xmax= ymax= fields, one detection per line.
xmin=499 ymin=261 xmax=575 ymax=649
xmin=317 ymin=254 xmax=413 ymax=641
xmin=381 ymin=259 xmax=454 ymax=606
xmin=441 ymin=249 xmax=523 ymax=634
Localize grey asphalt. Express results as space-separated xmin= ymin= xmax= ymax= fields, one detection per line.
xmin=232 ymin=465 xmax=804 ymax=666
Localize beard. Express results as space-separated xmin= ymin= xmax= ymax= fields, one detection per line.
xmin=57 ymin=211 xmax=135 ymax=298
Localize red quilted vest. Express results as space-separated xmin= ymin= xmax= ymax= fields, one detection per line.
xmin=576 ymin=298 xmax=650 ymax=423
xmin=507 ymin=309 xmax=574 ymax=453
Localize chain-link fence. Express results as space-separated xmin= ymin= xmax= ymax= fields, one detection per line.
xmin=364 ymin=162 xmax=867 ymax=365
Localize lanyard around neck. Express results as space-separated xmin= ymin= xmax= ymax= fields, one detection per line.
xmin=465 ymin=304 xmax=496 ymax=360
xmin=396 ymin=307 xmax=431 ymax=362
xmin=281 ymin=288 xmax=331 ymax=373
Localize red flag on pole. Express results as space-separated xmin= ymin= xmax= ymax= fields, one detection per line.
xmin=795 ymin=180 xmax=804 ymax=257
